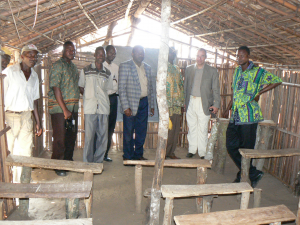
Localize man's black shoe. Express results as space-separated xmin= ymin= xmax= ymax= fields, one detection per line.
xmin=251 ymin=172 xmax=264 ymax=188
xmin=55 ymin=170 xmax=67 ymax=176
xmin=104 ymin=157 xmax=113 ymax=162
xmin=186 ymin=153 xmax=195 ymax=158
xmin=136 ymin=156 xmax=148 ymax=160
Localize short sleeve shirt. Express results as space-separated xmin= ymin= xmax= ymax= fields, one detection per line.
xmin=230 ymin=61 xmax=282 ymax=124
xmin=48 ymin=58 xmax=80 ymax=114
xmin=103 ymin=61 xmax=119 ymax=95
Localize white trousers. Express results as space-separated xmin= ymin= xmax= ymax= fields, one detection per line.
xmin=186 ymin=96 xmax=210 ymax=157
xmin=5 ymin=111 xmax=33 ymax=183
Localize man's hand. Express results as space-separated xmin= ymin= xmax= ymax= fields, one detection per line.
xmin=64 ymin=109 xmax=72 ymax=119
xmin=36 ymin=124 xmax=43 ymax=136
xmin=254 ymin=94 xmax=260 ymax=102
xmin=124 ymin=108 xmax=132 ymax=117
xmin=209 ymin=106 xmax=218 ymax=114
xmin=150 ymin=108 xmax=154 ymax=117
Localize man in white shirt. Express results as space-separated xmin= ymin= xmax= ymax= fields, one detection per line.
xmin=103 ymin=45 xmax=119 ymax=162
xmin=79 ymin=47 xmax=113 ymax=163
xmin=3 ymin=44 xmax=43 ymax=183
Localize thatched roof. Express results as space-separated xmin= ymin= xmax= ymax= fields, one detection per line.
xmin=1 ymin=0 xmax=300 ymax=65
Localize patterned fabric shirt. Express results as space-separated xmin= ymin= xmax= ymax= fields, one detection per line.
xmin=166 ymin=62 xmax=184 ymax=116
xmin=48 ymin=57 xmax=80 ymax=114
xmin=230 ymin=61 xmax=282 ymax=124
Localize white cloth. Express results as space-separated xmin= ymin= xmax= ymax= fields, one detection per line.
xmin=3 ymin=63 xmax=40 ymax=112
xmin=5 ymin=111 xmax=33 ymax=183
xmin=186 ymin=96 xmax=210 ymax=156
xmin=134 ymin=62 xmax=148 ymax=98
xmin=103 ymin=61 xmax=119 ymax=95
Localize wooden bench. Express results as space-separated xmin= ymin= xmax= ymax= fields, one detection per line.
xmin=123 ymin=159 xmax=211 ymax=213
xmin=174 ymin=204 xmax=296 ymax=225
xmin=0 ymin=218 xmax=92 ymax=224
xmin=161 ymin=182 xmax=253 ymax=225
xmin=239 ymin=148 xmax=300 ymax=183
xmin=5 ymin=155 xmax=103 ymax=218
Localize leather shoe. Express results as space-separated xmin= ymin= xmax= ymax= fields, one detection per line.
xmin=136 ymin=156 xmax=148 ymax=160
xmin=168 ymin=155 xmax=180 ymax=159
xmin=104 ymin=157 xmax=113 ymax=162
xmin=55 ymin=170 xmax=67 ymax=176
xmin=251 ymin=172 xmax=264 ymax=188
xmin=186 ymin=153 xmax=195 ymax=158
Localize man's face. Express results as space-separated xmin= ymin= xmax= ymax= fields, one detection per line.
xmin=21 ymin=50 xmax=38 ymax=68
xmin=106 ymin=47 xmax=116 ymax=62
xmin=1 ymin=55 xmax=10 ymax=71
xmin=63 ymin=44 xmax=76 ymax=61
xmin=132 ymin=47 xmax=144 ymax=64
xmin=236 ymin=49 xmax=249 ymax=66
xmin=95 ymin=49 xmax=106 ymax=64
xmin=196 ymin=50 xmax=206 ymax=66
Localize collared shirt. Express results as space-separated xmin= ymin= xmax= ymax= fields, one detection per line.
xmin=134 ymin=61 xmax=148 ymax=98
xmin=78 ymin=63 xmax=113 ymax=115
xmin=230 ymin=61 xmax=282 ymax=124
xmin=166 ymin=62 xmax=184 ymax=116
xmin=48 ymin=57 xmax=80 ymax=114
xmin=103 ymin=61 xmax=119 ymax=95
xmin=3 ymin=63 xmax=40 ymax=111
xmin=191 ymin=67 xmax=204 ymax=97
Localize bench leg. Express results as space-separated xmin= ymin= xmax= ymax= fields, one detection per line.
xmin=196 ymin=167 xmax=207 ymax=213
xmin=84 ymin=172 xmax=93 ymax=218
xmin=241 ymin=157 xmax=250 ymax=183
xmin=135 ymin=165 xmax=143 ymax=213
xmin=66 ymin=198 xmax=79 ymax=219
xmin=203 ymin=196 xmax=214 ymax=213
xmin=253 ymin=188 xmax=262 ymax=208
xmin=19 ymin=166 xmax=31 ymax=217
xmin=163 ymin=198 xmax=174 ymax=225
xmin=240 ymin=192 xmax=250 ymax=209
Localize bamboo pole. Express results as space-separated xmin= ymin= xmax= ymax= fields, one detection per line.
xmin=149 ymin=0 xmax=171 ymax=224
xmin=103 ymin=21 xmax=118 ymax=46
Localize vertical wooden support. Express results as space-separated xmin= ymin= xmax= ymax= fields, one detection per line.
xmin=196 ymin=167 xmax=207 ymax=213
xmin=202 ymin=196 xmax=214 ymax=213
xmin=162 ymin=198 xmax=174 ymax=225
xmin=0 ymin=200 xmax=3 ymax=220
xmin=241 ymin=157 xmax=251 ymax=183
xmin=19 ymin=167 xmax=32 ymax=216
xmin=240 ymin=192 xmax=250 ymax=209
xmin=135 ymin=165 xmax=143 ymax=213
xmin=214 ymin=49 xmax=218 ymax=67
xmin=84 ymin=171 xmax=93 ymax=218
xmin=212 ymin=118 xmax=229 ymax=174
xmin=253 ymin=188 xmax=262 ymax=208
xmin=205 ymin=119 xmax=219 ymax=160
xmin=65 ymin=198 xmax=79 ymax=219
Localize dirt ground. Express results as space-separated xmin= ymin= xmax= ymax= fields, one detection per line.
xmin=7 ymin=146 xmax=299 ymax=224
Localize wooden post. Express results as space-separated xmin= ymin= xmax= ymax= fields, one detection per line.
xmin=149 ymin=0 xmax=171 ymax=224
xmin=84 ymin=172 xmax=93 ymax=218
xmin=0 ymin=200 xmax=3 ymax=220
xmin=205 ymin=119 xmax=220 ymax=160
xmin=135 ymin=165 xmax=143 ymax=213
xmin=103 ymin=21 xmax=117 ymax=46
xmin=196 ymin=167 xmax=207 ymax=213
xmin=214 ymin=49 xmax=218 ymax=67
xmin=253 ymin=188 xmax=262 ymax=208
xmin=202 ymin=196 xmax=214 ymax=213
xmin=162 ymin=198 xmax=174 ymax=225
xmin=65 ymin=198 xmax=79 ymax=219
xmin=241 ymin=157 xmax=250 ymax=183
xmin=19 ymin=167 xmax=32 ymax=216
xmin=297 ymin=197 xmax=300 ymax=225
xmin=240 ymin=191 xmax=250 ymax=209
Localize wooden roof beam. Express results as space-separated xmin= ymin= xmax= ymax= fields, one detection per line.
xmin=74 ymin=0 xmax=98 ymax=30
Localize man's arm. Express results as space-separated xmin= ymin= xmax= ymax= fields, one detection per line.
xmin=118 ymin=63 xmax=131 ymax=116
xmin=254 ymin=82 xmax=282 ymax=102
xmin=33 ymin=99 xmax=42 ymax=136
xmin=209 ymin=68 xmax=221 ymax=114
xmin=183 ymin=67 xmax=189 ymax=112
xmin=53 ymin=87 xmax=72 ymax=119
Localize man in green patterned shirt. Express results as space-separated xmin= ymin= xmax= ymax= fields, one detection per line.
xmin=48 ymin=41 xmax=80 ymax=176
xmin=223 ymin=46 xmax=282 ymax=187
xmin=166 ymin=47 xmax=184 ymax=159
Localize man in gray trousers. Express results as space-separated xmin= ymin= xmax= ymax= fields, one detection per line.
xmin=184 ymin=48 xmax=220 ymax=158
xmin=79 ymin=47 xmax=113 ymax=163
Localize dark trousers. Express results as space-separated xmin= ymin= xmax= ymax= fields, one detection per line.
xmin=51 ymin=112 xmax=78 ymax=160
xmin=226 ymin=122 xmax=261 ymax=181
xmin=105 ymin=94 xmax=118 ymax=158
xmin=166 ymin=114 xmax=181 ymax=157
xmin=123 ymin=97 xmax=148 ymax=160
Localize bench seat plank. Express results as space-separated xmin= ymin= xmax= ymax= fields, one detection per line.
xmin=0 ymin=182 xmax=92 ymax=198
xmin=239 ymin=149 xmax=300 ymax=158
xmin=0 ymin=218 xmax=92 ymax=224
xmin=123 ymin=159 xmax=211 ymax=168
xmin=174 ymin=205 xmax=296 ymax=225
xmin=161 ymin=182 xmax=252 ymax=198
xmin=5 ymin=155 xmax=103 ymax=173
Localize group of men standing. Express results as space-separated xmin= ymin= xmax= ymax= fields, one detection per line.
xmin=2 ymin=42 xmax=282 ymax=187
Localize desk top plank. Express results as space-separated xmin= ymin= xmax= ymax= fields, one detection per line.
xmin=0 ymin=181 xmax=92 ymax=198
xmin=0 ymin=218 xmax=92 ymax=225
xmin=174 ymin=205 xmax=296 ymax=225
xmin=123 ymin=159 xmax=211 ymax=168
xmin=239 ymin=149 xmax=300 ymax=158
xmin=5 ymin=155 xmax=103 ymax=173
xmin=161 ymin=182 xmax=253 ymax=198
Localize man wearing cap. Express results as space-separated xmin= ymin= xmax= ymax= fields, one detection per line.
xmin=48 ymin=41 xmax=80 ymax=176
xmin=3 ymin=44 xmax=43 ymax=183
xmin=1 ymin=47 xmax=12 ymax=71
